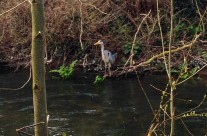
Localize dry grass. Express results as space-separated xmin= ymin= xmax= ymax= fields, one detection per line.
xmin=0 ymin=0 xmax=206 ymax=71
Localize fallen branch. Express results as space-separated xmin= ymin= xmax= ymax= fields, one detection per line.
xmin=117 ymin=34 xmax=201 ymax=76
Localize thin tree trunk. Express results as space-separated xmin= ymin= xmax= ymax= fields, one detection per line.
xmin=169 ymin=0 xmax=174 ymax=135
xmin=31 ymin=0 xmax=48 ymax=135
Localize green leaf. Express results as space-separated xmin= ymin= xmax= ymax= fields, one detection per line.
xmin=49 ymin=60 xmax=77 ymax=79
xmin=94 ymin=75 xmax=104 ymax=85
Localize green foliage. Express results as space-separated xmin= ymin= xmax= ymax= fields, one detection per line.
xmin=174 ymin=22 xmax=185 ymax=33
xmin=109 ymin=16 xmax=132 ymax=39
xmin=93 ymin=75 xmax=104 ymax=85
xmin=50 ymin=60 xmax=77 ymax=79
xmin=187 ymin=24 xmax=200 ymax=35
xmin=172 ymin=62 xmax=199 ymax=79
xmin=174 ymin=22 xmax=201 ymax=39
xmin=123 ymin=41 xmax=142 ymax=55
xmin=201 ymin=51 xmax=207 ymax=59
xmin=62 ymin=132 xmax=67 ymax=136
xmin=180 ymin=66 xmax=199 ymax=79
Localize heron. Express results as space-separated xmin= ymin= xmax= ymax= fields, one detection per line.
xmin=94 ymin=40 xmax=117 ymax=76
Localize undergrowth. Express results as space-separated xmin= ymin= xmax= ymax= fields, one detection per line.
xmin=50 ymin=60 xmax=77 ymax=79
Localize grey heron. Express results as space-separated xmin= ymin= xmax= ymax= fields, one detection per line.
xmin=94 ymin=40 xmax=117 ymax=76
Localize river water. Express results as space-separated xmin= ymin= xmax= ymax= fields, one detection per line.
xmin=0 ymin=72 xmax=207 ymax=136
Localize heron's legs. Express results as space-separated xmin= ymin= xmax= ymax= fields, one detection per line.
xmin=104 ymin=62 xmax=107 ymax=75
xmin=104 ymin=62 xmax=112 ymax=76
xmin=108 ymin=63 xmax=112 ymax=76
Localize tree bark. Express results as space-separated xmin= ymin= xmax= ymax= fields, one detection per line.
xmin=169 ymin=0 xmax=174 ymax=135
xmin=31 ymin=0 xmax=48 ymax=136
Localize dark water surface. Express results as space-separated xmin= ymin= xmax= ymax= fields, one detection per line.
xmin=0 ymin=72 xmax=207 ymax=136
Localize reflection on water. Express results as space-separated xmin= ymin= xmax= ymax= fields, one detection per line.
xmin=0 ymin=73 xmax=207 ymax=135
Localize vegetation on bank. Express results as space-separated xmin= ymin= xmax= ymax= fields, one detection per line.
xmin=0 ymin=0 xmax=207 ymax=77
xmin=50 ymin=60 xmax=77 ymax=79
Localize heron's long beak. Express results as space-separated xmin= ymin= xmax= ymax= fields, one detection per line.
xmin=94 ymin=41 xmax=100 ymax=46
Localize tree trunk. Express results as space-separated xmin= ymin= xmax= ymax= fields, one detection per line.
xmin=31 ymin=0 xmax=48 ymax=135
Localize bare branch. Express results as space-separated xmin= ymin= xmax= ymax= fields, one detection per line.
xmin=130 ymin=10 xmax=151 ymax=66
xmin=0 ymin=66 xmax=31 ymax=91
xmin=79 ymin=0 xmax=84 ymax=50
xmin=0 ymin=0 xmax=29 ymax=17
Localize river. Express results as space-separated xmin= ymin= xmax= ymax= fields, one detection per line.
xmin=0 ymin=72 xmax=207 ymax=136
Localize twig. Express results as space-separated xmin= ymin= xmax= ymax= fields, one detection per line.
xmin=118 ymin=34 xmax=201 ymax=76
xmin=180 ymin=118 xmax=194 ymax=136
xmin=147 ymin=123 xmax=158 ymax=136
xmin=87 ymin=3 xmax=109 ymax=15
xmin=82 ymin=54 xmax=88 ymax=67
xmin=156 ymin=0 xmax=170 ymax=78
xmin=17 ymin=130 xmax=33 ymax=136
xmin=129 ymin=10 xmax=151 ymax=66
xmin=159 ymin=95 xmax=206 ymax=126
xmin=0 ymin=0 xmax=29 ymax=17
xmin=177 ymin=63 xmax=207 ymax=85
xmin=0 ymin=66 xmax=31 ymax=91
xmin=136 ymin=72 xmax=155 ymax=115
xmin=177 ymin=95 xmax=206 ymax=118
xmin=79 ymin=0 xmax=84 ymax=50
xmin=68 ymin=7 xmax=75 ymax=31
xmin=109 ymin=0 xmax=138 ymax=28
xmin=123 ymin=54 xmax=133 ymax=69
xmin=195 ymin=0 xmax=207 ymax=34
xmin=150 ymin=84 xmax=192 ymax=102
xmin=16 ymin=122 xmax=45 ymax=136
xmin=134 ymin=34 xmax=201 ymax=69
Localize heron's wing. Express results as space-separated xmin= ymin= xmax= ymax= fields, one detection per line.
xmin=112 ymin=53 xmax=117 ymax=58
xmin=109 ymin=53 xmax=117 ymax=64
xmin=102 ymin=50 xmax=111 ymax=62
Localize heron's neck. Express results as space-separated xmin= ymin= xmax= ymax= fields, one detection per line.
xmin=100 ymin=43 xmax=104 ymax=52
